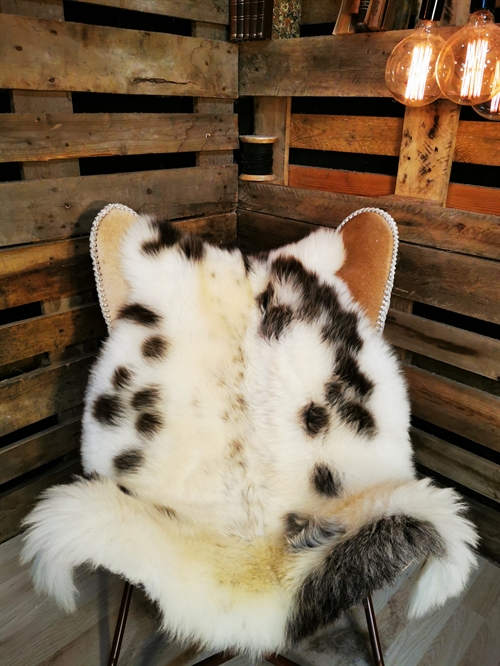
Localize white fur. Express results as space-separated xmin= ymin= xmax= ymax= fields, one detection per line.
xmin=22 ymin=218 xmax=478 ymax=655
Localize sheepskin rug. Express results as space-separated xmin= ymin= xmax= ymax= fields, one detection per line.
xmin=22 ymin=215 xmax=478 ymax=657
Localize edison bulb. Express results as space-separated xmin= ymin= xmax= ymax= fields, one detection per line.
xmin=473 ymin=60 xmax=500 ymax=118
xmin=386 ymin=21 xmax=446 ymax=106
xmin=436 ymin=8 xmax=500 ymax=105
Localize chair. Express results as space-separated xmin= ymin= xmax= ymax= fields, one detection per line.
xmin=22 ymin=205 xmax=477 ymax=666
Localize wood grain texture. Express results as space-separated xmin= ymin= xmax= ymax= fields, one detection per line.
xmin=385 ymin=310 xmax=500 ymax=381
xmin=405 ymin=365 xmax=500 ymax=452
xmin=67 ymin=0 xmax=228 ymax=23
xmin=301 ymin=0 xmax=342 ymax=23
xmin=0 ymin=303 xmax=106 ymax=366
xmin=0 ymin=459 xmax=80 ymax=544
xmin=239 ymin=28 xmax=458 ymax=97
xmin=0 ymin=165 xmax=238 ymax=246
xmin=238 ymin=181 xmax=500 ymax=260
xmin=290 ymin=115 xmax=500 ymax=166
xmin=411 ymin=428 xmax=500 ymax=503
xmin=254 ymin=97 xmax=292 ymax=185
xmin=0 ymin=113 xmax=238 ymax=162
xmin=0 ymin=14 xmax=238 ymax=98
xmin=288 ymin=164 xmax=500 ymax=218
xmin=0 ymin=354 xmax=95 ymax=437
xmin=0 ymin=418 xmax=81 ymax=485
xmin=395 ymin=100 xmax=460 ymax=205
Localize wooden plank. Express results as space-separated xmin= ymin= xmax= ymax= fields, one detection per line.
xmin=0 ymin=304 xmax=106 ymax=366
xmin=192 ymin=22 xmax=234 ymax=168
xmin=289 ymin=164 xmax=396 ymax=197
xmin=301 ymin=0 xmax=341 ymax=24
xmin=291 ymin=115 xmax=403 ymax=156
xmin=0 ymin=354 xmax=94 ymax=437
xmin=395 ymin=244 xmax=499 ymax=324
xmin=0 ymin=113 xmax=238 ymax=162
xmin=0 ymin=165 xmax=238 ymax=246
xmin=411 ymin=428 xmax=500 ymax=504
xmin=237 ymin=209 xmax=312 ymax=254
xmin=405 ymin=365 xmax=500 ymax=453
xmin=0 ymin=14 xmax=238 ymax=98
xmin=0 ymin=459 xmax=80 ymax=544
xmin=0 ymin=418 xmax=81 ymax=485
xmin=254 ymin=97 xmax=292 ymax=186
xmin=447 ymin=182 xmax=500 ymax=217
xmin=395 ymin=100 xmax=460 ymax=205
xmin=290 ymin=115 xmax=500 ymax=167
xmin=239 ymin=180 xmax=500 ymax=260
xmin=385 ymin=310 xmax=500 ymax=381
xmin=239 ymin=28 xmax=458 ymax=97
xmin=66 ymin=0 xmax=228 ymax=24
xmin=464 ymin=498 xmax=500 ymax=566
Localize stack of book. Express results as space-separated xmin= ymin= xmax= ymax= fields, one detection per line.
xmin=230 ymin=0 xmax=271 ymax=40
xmin=333 ymin=0 xmax=418 ymax=34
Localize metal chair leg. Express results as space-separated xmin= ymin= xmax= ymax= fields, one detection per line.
xmin=107 ymin=581 xmax=133 ymax=666
xmin=363 ymin=595 xmax=385 ymax=666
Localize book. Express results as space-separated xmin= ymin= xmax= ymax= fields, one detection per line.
xmin=237 ymin=0 xmax=245 ymax=39
xmin=366 ymin=0 xmax=388 ymax=30
xmin=230 ymin=0 xmax=238 ymax=40
xmin=355 ymin=0 xmax=373 ymax=31
xmin=333 ymin=0 xmax=359 ymax=35
xmin=250 ymin=0 xmax=259 ymax=38
xmin=256 ymin=0 xmax=266 ymax=38
xmin=382 ymin=0 xmax=413 ymax=30
xmin=244 ymin=0 xmax=250 ymax=40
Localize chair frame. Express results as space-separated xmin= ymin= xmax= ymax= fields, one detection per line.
xmin=107 ymin=581 xmax=385 ymax=666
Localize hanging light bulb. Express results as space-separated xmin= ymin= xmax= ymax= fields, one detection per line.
xmin=436 ymin=0 xmax=500 ymax=105
xmin=385 ymin=0 xmax=446 ymax=106
xmin=473 ymin=60 xmax=500 ymax=118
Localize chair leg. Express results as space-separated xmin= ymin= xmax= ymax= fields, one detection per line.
xmin=363 ymin=596 xmax=385 ymax=666
xmin=107 ymin=581 xmax=134 ymax=666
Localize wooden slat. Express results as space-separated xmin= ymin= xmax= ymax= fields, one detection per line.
xmin=385 ymin=310 xmax=500 ymax=381
xmin=0 ymin=211 xmax=237 ymax=310
xmin=254 ymin=97 xmax=292 ymax=185
xmin=65 ymin=0 xmax=228 ymax=24
xmin=237 ymin=209 xmax=312 ymax=253
xmin=405 ymin=365 xmax=500 ymax=453
xmin=291 ymin=115 xmax=403 ymax=156
xmin=0 ymin=354 xmax=95 ymax=437
xmin=238 ymin=181 xmax=500 ymax=260
xmin=466 ymin=498 xmax=500 ymax=566
xmin=395 ymin=245 xmax=499 ymax=324
xmin=0 ymin=113 xmax=238 ymax=162
xmin=239 ymin=28 xmax=458 ymax=97
xmin=290 ymin=115 xmax=500 ymax=167
xmin=0 ymin=14 xmax=237 ymax=98
xmin=411 ymin=428 xmax=500 ymax=504
xmin=0 ymin=165 xmax=238 ymax=246
xmin=0 ymin=418 xmax=81 ymax=485
xmin=301 ymin=0 xmax=341 ymax=24
xmin=0 ymin=459 xmax=80 ymax=544
xmin=288 ymin=165 xmax=500 ymax=218
xmin=0 ymin=304 xmax=106 ymax=367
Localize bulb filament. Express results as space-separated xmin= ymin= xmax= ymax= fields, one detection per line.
xmin=460 ymin=39 xmax=489 ymax=99
xmin=490 ymin=61 xmax=500 ymax=112
xmin=405 ymin=45 xmax=433 ymax=101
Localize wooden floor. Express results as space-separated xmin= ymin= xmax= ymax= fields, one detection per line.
xmin=1 ymin=533 xmax=499 ymax=666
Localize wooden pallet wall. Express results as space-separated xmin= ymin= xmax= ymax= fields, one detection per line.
xmin=0 ymin=0 xmax=238 ymax=543
xmin=238 ymin=7 xmax=500 ymax=562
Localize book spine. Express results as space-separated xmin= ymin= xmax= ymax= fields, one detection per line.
xmin=250 ymin=0 xmax=259 ymax=38
xmin=257 ymin=0 xmax=266 ymax=39
xmin=244 ymin=0 xmax=250 ymax=40
xmin=262 ymin=0 xmax=274 ymax=40
xmin=355 ymin=0 xmax=372 ymax=31
xmin=367 ymin=0 xmax=387 ymax=30
xmin=230 ymin=0 xmax=238 ymax=40
xmin=237 ymin=0 xmax=245 ymax=39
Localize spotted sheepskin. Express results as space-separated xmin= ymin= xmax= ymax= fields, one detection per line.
xmin=22 ymin=217 xmax=478 ymax=656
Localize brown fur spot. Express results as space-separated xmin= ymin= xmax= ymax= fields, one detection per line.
xmin=142 ymin=335 xmax=169 ymax=360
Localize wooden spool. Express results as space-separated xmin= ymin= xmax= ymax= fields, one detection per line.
xmin=239 ymin=135 xmax=278 ymax=181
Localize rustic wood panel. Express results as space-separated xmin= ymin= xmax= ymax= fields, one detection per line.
xmin=254 ymin=97 xmax=292 ymax=185
xmin=0 ymin=165 xmax=238 ymax=246
xmin=464 ymin=500 xmax=500 ymax=577
xmin=405 ymin=365 xmax=500 ymax=453
xmin=0 ymin=14 xmax=238 ymax=98
xmin=395 ymin=245 xmax=499 ymax=324
xmin=385 ymin=310 xmax=500 ymax=381
xmin=239 ymin=28 xmax=458 ymax=97
xmin=0 ymin=418 xmax=81 ymax=486
xmin=288 ymin=165 xmax=500 ymax=218
xmin=411 ymin=428 xmax=500 ymax=503
xmin=66 ymin=0 xmax=228 ymax=23
xmin=291 ymin=115 xmax=403 ymax=156
xmin=0 ymin=304 xmax=106 ymax=367
xmin=0 ymin=113 xmax=238 ymax=162
xmin=237 ymin=208 xmax=499 ymax=322
xmin=290 ymin=115 xmax=500 ymax=167
xmin=0 ymin=354 xmax=95 ymax=437
xmin=301 ymin=0 xmax=341 ymax=23
xmin=395 ymin=101 xmax=460 ymax=206
xmin=238 ymin=181 xmax=500 ymax=260
xmin=0 ymin=459 xmax=80 ymax=544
